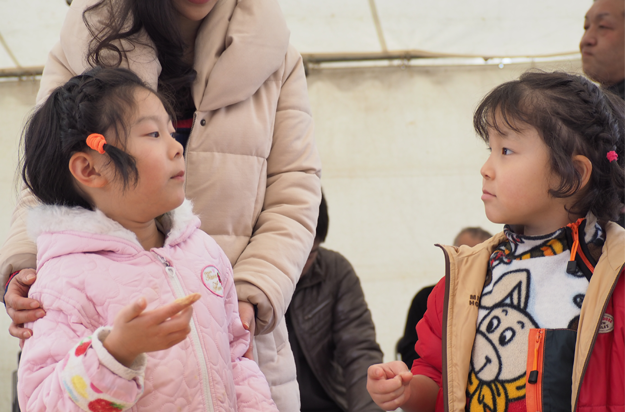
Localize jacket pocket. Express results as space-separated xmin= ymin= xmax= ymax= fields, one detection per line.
xmin=301 ymin=298 xmax=333 ymax=336
xmin=304 ymin=299 xmax=332 ymax=320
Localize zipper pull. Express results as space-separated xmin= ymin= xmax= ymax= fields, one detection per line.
xmin=528 ymin=329 xmax=543 ymax=384
xmin=566 ymin=219 xmax=584 ymax=274
xmin=153 ymin=251 xmax=171 ymax=267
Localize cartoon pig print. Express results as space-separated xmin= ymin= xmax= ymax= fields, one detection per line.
xmin=471 ymin=305 xmax=537 ymax=383
xmin=467 ymin=269 xmax=538 ymax=411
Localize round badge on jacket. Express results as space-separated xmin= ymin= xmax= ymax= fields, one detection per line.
xmin=599 ymin=313 xmax=614 ymax=333
xmin=202 ymin=265 xmax=224 ymax=297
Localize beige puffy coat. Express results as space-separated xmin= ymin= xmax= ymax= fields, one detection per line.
xmin=0 ymin=0 xmax=321 ymax=410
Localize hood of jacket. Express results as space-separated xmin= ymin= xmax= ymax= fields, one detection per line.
xmin=28 ymin=199 xmax=200 ymax=265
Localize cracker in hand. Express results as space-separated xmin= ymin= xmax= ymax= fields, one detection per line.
xmin=174 ymin=293 xmax=202 ymax=306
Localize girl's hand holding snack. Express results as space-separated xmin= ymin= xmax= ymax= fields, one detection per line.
xmin=103 ymin=294 xmax=200 ymax=367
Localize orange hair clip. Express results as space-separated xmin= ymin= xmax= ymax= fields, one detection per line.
xmin=86 ymin=133 xmax=107 ymax=154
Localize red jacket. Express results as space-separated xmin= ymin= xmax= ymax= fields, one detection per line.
xmin=412 ymin=223 xmax=625 ymax=412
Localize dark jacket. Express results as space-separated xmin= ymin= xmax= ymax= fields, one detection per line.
xmin=286 ymin=247 xmax=384 ymax=412
xmin=396 ymin=285 xmax=435 ymax=369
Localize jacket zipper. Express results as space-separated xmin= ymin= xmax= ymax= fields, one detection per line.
xmin=572 ymin=263 xmax=623 ymax=411
xmin=533 ymin=329 xmax=543 ymax=411
xmin=526 ymin=329 xmax=544 ymax=412
xmin=153 ymin=251 xmax=215 ymax=412
xmin=436 ymin=245 xmax=452 ymax=412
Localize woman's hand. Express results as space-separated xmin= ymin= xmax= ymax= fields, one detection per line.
xmin=5 ymin=269 xmax=45 ymax=339
xmin=238 ymin=301 xmax=256 ymax=360
xmin=103 ymin=295 xmax=197 ymax=368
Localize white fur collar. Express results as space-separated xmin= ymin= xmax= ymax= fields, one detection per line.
xmin=28 ymin=199 xmax=198 ymax=247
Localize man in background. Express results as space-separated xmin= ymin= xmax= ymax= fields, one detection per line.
xmin=580 ymin=0 xmax=625 ymax=99
xmin=580 ymin=0 xmax=625 ymax=228
xmin=286 ymin=194 xmax=383 ymax=412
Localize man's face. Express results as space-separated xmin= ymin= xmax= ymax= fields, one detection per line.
xmin=580 ymin=0 xmax=625 ymax=86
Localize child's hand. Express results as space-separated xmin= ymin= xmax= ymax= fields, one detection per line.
xmin=103 ymin=294 xmax=200 ymax=367
xmin=367 ymin=361 xmax=414 ymax=411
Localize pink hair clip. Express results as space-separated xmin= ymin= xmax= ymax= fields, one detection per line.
xmin=86 ymin=133 xmax=107 ymax=154
xmin=607 ymin=150 xmax=618 ymax=163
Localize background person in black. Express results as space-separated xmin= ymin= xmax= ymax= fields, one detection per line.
xmin=396 ymin=227 xmax=492 ymax=369
xmin=286 ymin=194 xmax=384 ymax=412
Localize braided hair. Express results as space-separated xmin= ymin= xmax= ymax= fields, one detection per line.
xmin=474 ymin=70 xmax=625 ymax=222
xmin=22 ymin=67 xmax=174 ymax=209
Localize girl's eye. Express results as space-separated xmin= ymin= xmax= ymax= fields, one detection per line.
xmin=148 ymin=131 xmax=160 ymax=138
xmin=502 ymin=148 xmax=513 ymax=155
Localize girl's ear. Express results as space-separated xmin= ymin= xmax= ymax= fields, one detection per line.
xmin=573 ymin=154 xmax=593 ymax=191
xmin=69 ymin=152 xmax=109 ymax=188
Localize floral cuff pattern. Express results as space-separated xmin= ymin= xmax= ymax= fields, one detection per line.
xmin=60 ymin=327 xmax=147 ymax=411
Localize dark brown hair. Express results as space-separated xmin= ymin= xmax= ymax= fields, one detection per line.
xmin=315 ymin=192 xmax=329 ymax=242
xmin=21 ymin=67 xmax=175 ymax=210
xmin=474 ymin=71 xmax=625 ymax=222
xmin=82 ymin=0 xmax=196 ymax=117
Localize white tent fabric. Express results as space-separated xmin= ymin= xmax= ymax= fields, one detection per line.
xmin=282 ymin=0 xmax=588 ymax=58
xmin=0 ymin=0 xmax=67 ymax=70
xmin=0 ymin=0 xmax=589 ymax=73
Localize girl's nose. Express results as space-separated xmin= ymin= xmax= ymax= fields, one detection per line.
xmin=480 ymin=157 xmax=493 ymax=179
xmin=170 ymin=135 xmax=184 ymax=158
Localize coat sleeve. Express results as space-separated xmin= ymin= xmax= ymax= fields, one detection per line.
xmin=0 ymin=188 xmax=40 ymax=294
xmin=331 ymin=253 xmax=384 ymax=412
xmin=396 ymin=285 xmax=436 ymax=368
xmin=18 ymin=289 xmax=146 ymax=412
xmin=234 ymin=44 xmax=322 ymax=334
xmin=220 ymin=252 xmax=279 ymax=412
xmin=412 ymin=277 xmax=445 ymax=408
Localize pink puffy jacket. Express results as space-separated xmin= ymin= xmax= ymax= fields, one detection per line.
xmin=18 ymin=200 xmax=278 ymax=412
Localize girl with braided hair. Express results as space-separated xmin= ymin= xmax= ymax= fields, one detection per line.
xmin=367 ymin=71 xmax=625 ymax=411
xmin=2 ymin=1 xmax=320 ymax=409
xmin=17 ymin=67 xmax=279 ymax=412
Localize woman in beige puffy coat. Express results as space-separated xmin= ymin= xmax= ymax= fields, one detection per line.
xmin=1 ymin=0 xmax=321 ymax=410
